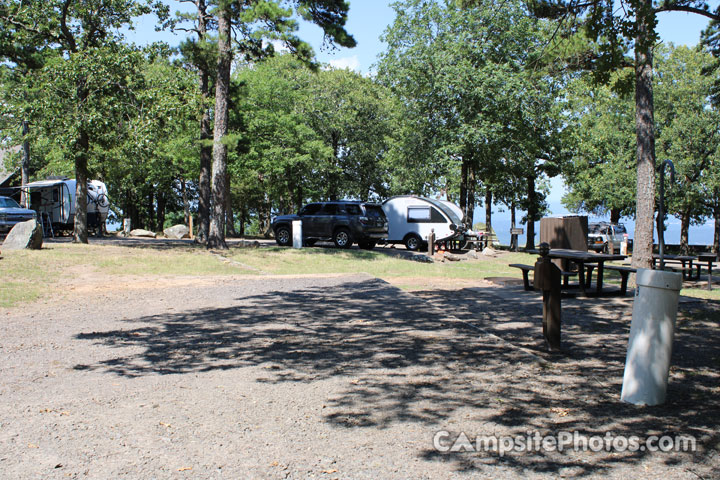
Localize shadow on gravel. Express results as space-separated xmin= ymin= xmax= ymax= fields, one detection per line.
xmin=73 ymin=279 xmax=719 ymax=478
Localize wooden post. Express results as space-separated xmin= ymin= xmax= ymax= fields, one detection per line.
xmin=428 ymin=229 xmax=435 ymax=256
xmin=534 ymin=242 xmax=562 ymax=352
xmin=189 ymin=215 xmax=194 ymax=240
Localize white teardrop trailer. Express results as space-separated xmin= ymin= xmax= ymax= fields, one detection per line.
xmin=22 ymin=178 xmax=110 ymax=236
xmin=381 ymin=195 xmax=485 ymax=251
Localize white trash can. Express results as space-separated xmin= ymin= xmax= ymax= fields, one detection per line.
xmin=292 ymin=220 xmax=302 ymax=249
xmin=620 ymin=268 xmax=682 ymax=406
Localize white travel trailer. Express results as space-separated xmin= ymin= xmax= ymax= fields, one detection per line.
xmin=382 ymin=195 xmax=464 ymax=251
xmin=24 ymin=178 xmax=110 ymax=234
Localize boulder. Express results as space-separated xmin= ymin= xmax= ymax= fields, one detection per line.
xmin=2 ymin=219 xmax=43 ymax=250
xmin=481 ymin=247 xmax=497 ymax=256
xmin=236 ymin=239 xmax=260 ymax=248
xmin=164 ymin=224 xmax=190 ymax=239
xmin=466 ymin=250 xmax=480 ymax=259
xmin=129 ymin=229 xmax=157 ymax=238
xmin=443 ymin=252 xmax=466 ymax=262
xmin=412 ymin=254 xmax=435 ymax=263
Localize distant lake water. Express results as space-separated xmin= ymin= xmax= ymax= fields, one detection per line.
xmin=473 ymin=202 xmax=717 ymax=247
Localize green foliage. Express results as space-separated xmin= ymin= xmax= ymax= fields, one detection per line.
xmin=562 ymin=72 xmax=637 ymax=218
xmin=230 ymin=54 xmax=395 ymax=221
xmin=377 ymin=0 xmax=565 ymax=218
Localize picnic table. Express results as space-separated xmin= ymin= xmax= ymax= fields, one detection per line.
xmin=652 ymin=254 xmax=698 ymax=280
xmin=528 ymin=248 xmax=627 ymax=296
xmin=697 ymin=253 xmax=718 ymax=290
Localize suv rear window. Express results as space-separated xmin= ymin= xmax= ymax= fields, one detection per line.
xmin=364 ymin=205 xmax=386 ymax=219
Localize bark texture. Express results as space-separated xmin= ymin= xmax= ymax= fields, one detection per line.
xmin=631 ymin=2 xmax=657 ymax=270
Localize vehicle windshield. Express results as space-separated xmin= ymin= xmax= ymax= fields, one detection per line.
xmin=614 ymin=224 xmax=627 ymax=234
xmin=589 ymin=224 xmax=604 ymax=234
xmin=0 ymin=197 xmax=21 ymax=208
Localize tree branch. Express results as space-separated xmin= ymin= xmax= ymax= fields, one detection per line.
xmin=60 ymin=0 xmax=77 ymax=52
xmin=656 ymin=3 xmax=720 ymax=21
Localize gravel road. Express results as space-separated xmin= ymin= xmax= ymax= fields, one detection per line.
xmin=1 ymin=273 xmax=717 ymax=479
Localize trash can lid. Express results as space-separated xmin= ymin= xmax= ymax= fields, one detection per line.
xmin=636 ymin=268 xmax=683 ymax=291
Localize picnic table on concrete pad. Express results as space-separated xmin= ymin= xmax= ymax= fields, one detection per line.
xmin=529 ymin=248 xmax=627 ymax=296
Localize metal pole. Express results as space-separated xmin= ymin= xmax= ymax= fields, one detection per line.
xmin=657 ymin=160 xmax=675 ymax=270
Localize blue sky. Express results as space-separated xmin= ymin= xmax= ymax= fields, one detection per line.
xmin=133 ymin=1 xmax=719 ymax=75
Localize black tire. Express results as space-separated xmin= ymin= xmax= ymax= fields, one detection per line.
xmin=333 ymin=228 xmax=353 ymax=249
xmin=358 ymin=240 xmax=376 ymax=250
xmin=404 ymin=233 xmax=422 ymax=251
xmin=275 ymin=226 xmax=292 ymax=246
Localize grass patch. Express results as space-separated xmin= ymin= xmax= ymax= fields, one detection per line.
xmin=229 ymin=246 xmax=534 ymax=281
xmin=0 ymin=241 xmax=257 ymax=308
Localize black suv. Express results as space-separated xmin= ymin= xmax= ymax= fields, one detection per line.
xmin=272 ymin=201 xmax=388 ymax=250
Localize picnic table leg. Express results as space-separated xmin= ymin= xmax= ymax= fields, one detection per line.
xmin=585 ymin=265 xmax=595 ymax=289
xmin=522 ymin=269 xmax=532 ymax=291
xmin=577 ymin=262 xmax=587 ymax=296
xmin=596 ymin=261 xmax=605 ymax=295
xmin=708 ymin=260 xmax=714 ymax=291
xmin=620 ymin=271 xmax=629 ymax=295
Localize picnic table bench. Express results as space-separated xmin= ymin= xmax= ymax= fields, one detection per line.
xmin=509 ymin=263 xmax=577 ymax=291
xmin=585 ymin=264 xmax=636 ymax=296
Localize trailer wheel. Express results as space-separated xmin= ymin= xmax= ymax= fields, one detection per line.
xmin=275 ymin=226 xmax=292 ymax=246
xmin=404 ymin=233 xmax=422 ymax=251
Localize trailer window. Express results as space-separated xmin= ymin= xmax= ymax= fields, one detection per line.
xmin=408 ymin=206 xmax=446 ymax=223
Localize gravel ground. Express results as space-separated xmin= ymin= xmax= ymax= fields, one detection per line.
xmin=1 ymin=273 xmax=718 ymax=479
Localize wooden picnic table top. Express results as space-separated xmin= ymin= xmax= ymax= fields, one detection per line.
xmin=697 ymin=253 xmax=718 ymax=262
xmin=652 ymin=254 xmax=697 ymax=261
xmin=529 ymin=248 xmax=626 ymax=262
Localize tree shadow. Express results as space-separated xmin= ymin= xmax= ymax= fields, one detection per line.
xmin=72 ymin=278 xmax=719 ymax=477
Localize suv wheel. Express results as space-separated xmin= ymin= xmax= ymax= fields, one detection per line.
xmin=404 ymin=233 xmax=422 ymax=251
xmin=275 ymin=226 xmax=292 ymax=246
xmin=333 ymin=228 xmax=353 ymax=249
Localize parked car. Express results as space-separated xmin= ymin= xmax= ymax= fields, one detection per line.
xmin=587 ymin=222 xmax=632 ymax=254
xmin=271 ymin=201 xmax=388 ymax=250
xmin=0 ymin=196 xmax=37 ymax=234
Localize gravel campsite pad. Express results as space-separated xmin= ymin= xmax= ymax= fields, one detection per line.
xmin=1 ymin=272 xmax=718 ymax=479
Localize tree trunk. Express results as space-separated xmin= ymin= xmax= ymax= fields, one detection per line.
xmin=20 ymin=120 xmax=30 ymax=207
xmin=631 ymin=2 xmax=657 ymax=270
xmin=207 ymin=6 xmax=232 ymax=250
xmin=466 ymin=161 xmax=476 ymax=228
xmin=459 ymin=159 xmax=468 ymax=225
xmin=610 ymin=208 xmax=621 ymax=224
xmin=147 ymin=189 xmax=155 ymax=232
xmin=510 ymin=200 xmax=517 ymax=250
xmin=73 ymin=129 xmax=89 ymax=244
xmin=679 ymin=208 xmax=690 ymax=255
xmin=225 ymin=170 xmax=236 ymax=237
xmin=525 ymin=175 xmax=537 ymax=250
xmin=714 ymin=202 xmax=720 ymax=260
xmin=182 ymin=178 xmax=190 ymax=226
xmin=156 ymin=190 xmax=166 ymax=231
xmin=485 ymin=188 xmax=492 ymax=235
xmin=196 ymin=0 xmax=212 ymax=244
xmin=239 ymin=207 xmax=246 ymax=237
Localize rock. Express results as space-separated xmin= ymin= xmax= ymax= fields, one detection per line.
xmin=2 ymin=219 xmax=43 ymax=250
xmin=164 ymin=224 xmax=190 ymax=239
xmin=236 ymin=239 xmax=260 ymax=248
xmin=412 ymin=254 xmax=435 ymax=263
xmin=481 ymin=247 xmax=497 ymax=256
xmin=466 ymin=250 xmax=480 ymax=259
xmin=129 ymin=229 xmax=157 ymax=238
xmin=444 ymin=252 xmax=466 ymax=262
